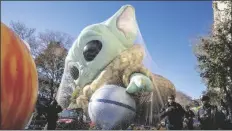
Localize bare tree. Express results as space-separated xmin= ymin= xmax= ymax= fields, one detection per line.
xmin=10 ymin=21 xmax=74 ymax=100
xmin=35 ymin=31 xmax=74 ymax=98
xmin=38 ymin=30 xmax=73 ymax=50
xmin=9 ymin=21 xmax=39 ymax=57
xmin=10 ymin=21 xmax=35 ymax=40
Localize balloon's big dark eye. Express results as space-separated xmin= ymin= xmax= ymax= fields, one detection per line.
xmin=83 ymin=40 xmax=102 ymax=62
xmin=70 ymin=66 xmax=79 ymax=80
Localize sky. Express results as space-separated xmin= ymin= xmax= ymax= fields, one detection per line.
xmin=1 ymin=1 xmax=213 ymax=99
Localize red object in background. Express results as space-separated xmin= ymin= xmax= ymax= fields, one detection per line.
xmin=58 ymin=119 xmax=74 ymax=124
xmin=90 ymin=121 xmax=95 ymax=127
xmin=1 ymin=22 xmax=38 ymax=129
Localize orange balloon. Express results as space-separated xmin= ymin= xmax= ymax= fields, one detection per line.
xmin=1 ymin=22 xmax=38 ymax=129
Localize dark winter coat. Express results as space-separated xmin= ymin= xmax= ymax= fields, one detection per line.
xmin=160 ymin=102 xmax=186 ymax=130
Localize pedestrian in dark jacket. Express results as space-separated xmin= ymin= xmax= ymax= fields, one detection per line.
xmin=184 ymin=105 xmax=195 ymax=130
xmin=197 ymin=95 xmax=225 ymax=130
xmin=219 ymin=105 xmax=232 ymax=129
xmin=46 ymin=99 xmax=62 ymax=130
xmin=160 ymin=95 xmax=186 ymax=130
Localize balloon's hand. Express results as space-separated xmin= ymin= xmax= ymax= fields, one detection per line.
xmin=126 ymin=73 xmax=153 ymax=94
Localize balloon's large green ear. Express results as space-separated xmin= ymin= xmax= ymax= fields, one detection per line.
xmin=116 ymin=5 xmax=137 ymax=41
xmin=103 ymin=5 xmax=138 ymax=47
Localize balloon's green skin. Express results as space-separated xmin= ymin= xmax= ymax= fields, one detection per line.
xmin=127 ymin=73 xmax=153 ymax=93
xmin=65 ymin=5 xmax=152 ymax=96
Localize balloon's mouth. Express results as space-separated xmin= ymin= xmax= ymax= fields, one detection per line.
xmin=89 ymin=98 xmax=136 ymax=112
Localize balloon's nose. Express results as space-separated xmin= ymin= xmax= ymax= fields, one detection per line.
xmin=70 ymin=65 xmax=79 ymax=80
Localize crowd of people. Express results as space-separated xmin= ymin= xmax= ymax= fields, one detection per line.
xmin=89 ymin=94 xmax=232 ymax=130
xmin=155 ymin=94 xmax=232 ymax=130
xmin=34 ymin=94 xmax=232 ymax=130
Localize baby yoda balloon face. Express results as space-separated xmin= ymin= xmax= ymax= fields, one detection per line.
xmin=66 ymin=5 xmax=139 ymax=89
xmin=57 ymin=5 xmax=176 ymax=125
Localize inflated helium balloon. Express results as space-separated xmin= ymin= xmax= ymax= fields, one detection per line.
xmin=1 ymin=22 xmax=38 ymax=129
xmin=57 ymin=4 xmax=176 ymax=126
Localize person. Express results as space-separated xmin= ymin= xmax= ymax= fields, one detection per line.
xmin=130 ymin=124 xmax=135 ymax=130
xmin=220 ymin=100 xmax=231 ymax=123
xmin=156 ymin=120 xmax=165 ymax=130
xmin=197 ymin=94 xmax=225 ymax=130
xmin=219 ymin=104 xmax=232 ymax=129
xmin=35 ymin=99 xmax=43 ymax=120
xmin=184 ymin=105 xmax=195 ymax=130
xmin=127 ymin=124 xmax=135 ymax=130
xmin=46 ymin=99 xmax=62 ymax=130
xmin=160 ymin=95 xmax=186 ymax=130
xmin=127 ymin=126 xmax=132 ymax=130
xmin=228 ymin=110 xmax=232 ymax=129
xmin=135 ymin=126 xmax=141 ymax=130
xmin=140 ymin=125 xmax=145 ymax=130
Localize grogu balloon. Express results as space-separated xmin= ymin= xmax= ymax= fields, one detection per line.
xmin=56 ymin=5 xmax=176 ymax=126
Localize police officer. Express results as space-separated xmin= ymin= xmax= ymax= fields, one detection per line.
xmin=197 ymin=94 xmax=224 ymax=130
xmin=160 ymin=95 xmax=186 ymax=130
xmin=184 ymin=105 xmax=195 ymax=130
